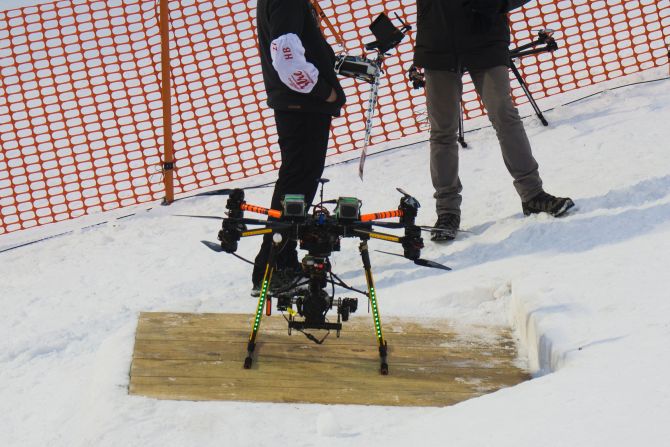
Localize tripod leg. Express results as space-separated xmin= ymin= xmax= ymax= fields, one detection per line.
xmin=458 ymin=100 xmax=468 ymax=148
xmin=244 ymin=237 xmax=280 ymax=369
xmin=510 ymin=62 xmax=549 ymax=126
xmin=359 ymin=240 xmax=389 ymax=375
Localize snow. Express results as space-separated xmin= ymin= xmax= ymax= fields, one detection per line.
xmin=2 ymin=32 xmax=670 ymax=447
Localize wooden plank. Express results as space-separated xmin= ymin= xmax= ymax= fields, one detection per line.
xmin=129 ymin=312 xmax=530 ymax=406
xmin=135 ymin=314 xmax=516 ymax=351
xmin=132 ymin=339 xmax=516 ymax=368
xmin=129 ymin=377 xmax=481 ymax=406
xmin=130 ymin=358 xmax=527 ymax=388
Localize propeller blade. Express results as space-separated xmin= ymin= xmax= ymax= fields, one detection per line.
xmin=193 ymin=188 xmax=235 ymax=197
xmin=174 ymin=183 xmax=274 ymax=202
xmin=396 ymin=187 xmax=411 ymax=197
xmin=413 ymin=258 xmax=452 ymax=271
xmin=375 ymin=249 xmax=404 ymax=258
xmin=396 ymin=187 xmax=421 ymax=209
xmin=366 ymin=221 xmax=403 ymax=228
xmin=200 ymin=241 xmax=255 ymax=265
xmin=175 ymin=215 xmax=290 ymax=228
xmin=375 ymin=250 xmax=451 ymax=271
xmin=175 ymin=214 xmax=224 ymax=220
xmin=201 ymin=240 xmax=224 ymax=252
xmin=233 ymin=218 xmax=291 ymax=228
xmin=366 ymin=220 xmax=441 ymax=233
xmin=192 ymin=183 xmax=273 ymax=197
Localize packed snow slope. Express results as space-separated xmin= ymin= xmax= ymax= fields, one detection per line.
xmin=2 ymin=73 xmax=670 ymax=446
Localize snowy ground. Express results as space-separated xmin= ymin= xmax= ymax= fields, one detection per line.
xmin=3 ymin=68 xmax=670 ymax=446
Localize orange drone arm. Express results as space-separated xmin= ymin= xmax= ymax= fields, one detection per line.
xmin=360 ymin=209 xmax=404 ymax=222
xmin=241 ymin=203 xmax=282 ymax=219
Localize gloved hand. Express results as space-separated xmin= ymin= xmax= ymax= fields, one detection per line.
xmin=463 ymin=0 xmax=505 ymax=34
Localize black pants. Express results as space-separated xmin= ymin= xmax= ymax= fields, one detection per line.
xmin=251 ymin=110 xmax=332 ymax=285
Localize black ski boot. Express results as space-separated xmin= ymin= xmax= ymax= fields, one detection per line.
xmin=430 ymin=213 xmax=460 ymax=242
xmin=522 ymin=191 xmax=575 ymax=217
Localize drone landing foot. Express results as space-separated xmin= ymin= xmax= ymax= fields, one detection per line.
xmin=245 ymin=241 xmax=280 ymax=370
xmin=244 ymin=341 xmax=255 ymax=369
xmin=379 ymin=341 xmax=389 ymax=375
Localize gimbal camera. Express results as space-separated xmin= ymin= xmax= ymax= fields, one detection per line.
xmin=195 ymin=183 xmax=449 ymax=375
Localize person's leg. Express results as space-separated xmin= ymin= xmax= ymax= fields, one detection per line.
xmin=252 ymin=110 xmax=332 ymax=286
xmin=425 ymin=69 xmax=464 ymax=218
xmin=469 ymin=65 xmax=543 ymax=202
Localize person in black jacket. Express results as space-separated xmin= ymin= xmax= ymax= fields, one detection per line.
xmin=251 ymin=0 xmax=346 ymax=294
xmin=414 ymin=0 xmax=574 ymax=242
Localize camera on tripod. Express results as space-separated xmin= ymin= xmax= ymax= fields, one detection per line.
xmin=407 ymin=29 xmax=559 ymax=90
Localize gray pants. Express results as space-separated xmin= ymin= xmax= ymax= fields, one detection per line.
xmin=425 ymin=66 xmax=543 ymax=216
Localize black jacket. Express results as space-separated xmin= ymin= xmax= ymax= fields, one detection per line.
xmin=414 ymin=0 xmax=531 ymax=71
xmin=257 ymin=0 xmax=345 ymax=115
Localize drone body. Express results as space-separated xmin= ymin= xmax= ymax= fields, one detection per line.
xmin=195 ymin=184 xmax=450 ymax=374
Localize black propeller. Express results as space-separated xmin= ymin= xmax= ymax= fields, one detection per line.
xmin=366 ymin=220 xmax=472 ymax=235
xmin=365 ymin=220 xmax=440 ymax=233
xmin=175 ymin=214 xmax=225 ymax=220
xmin=201 ymin=240 xmax=224 ymax=252
xmin=174 ymin=214 xmax=291 ymax=228
xmin=201 ymin=241 xmax=255 ymax=265
xmin=174 ymin=183 xmax=273 ymax=202
xmin=375 ymin=249 xmax=451 ymax=271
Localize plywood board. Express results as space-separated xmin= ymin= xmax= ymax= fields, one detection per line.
xmin=129 ymin=312 xmax=529 ymax=407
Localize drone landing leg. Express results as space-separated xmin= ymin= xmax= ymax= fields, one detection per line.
xmin=359 ymin=240 xmax=389 ymax=375
xmin=244 ymin=241 xmax=279 ymax=369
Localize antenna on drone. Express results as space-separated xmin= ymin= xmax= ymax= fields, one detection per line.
xmin=318 ymin=178 xmax=329 ymax=206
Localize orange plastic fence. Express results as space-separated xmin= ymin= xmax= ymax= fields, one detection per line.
xmin=1 ymin=0 xmax=668 ymax=234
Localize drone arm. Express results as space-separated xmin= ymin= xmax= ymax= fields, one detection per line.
xmin=241 ymin=228 xmax=274 ymax=237
xmin=353 ymin=228 xmax=402 ymax=243
xmin=360 ymin=209 xmax=404 ymax=222
xmin=240 ymin=203 xmax=282 ymax=218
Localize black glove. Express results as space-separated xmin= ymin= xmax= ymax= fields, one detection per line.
xmin=463 ymin=0 xmax=505 ymax=34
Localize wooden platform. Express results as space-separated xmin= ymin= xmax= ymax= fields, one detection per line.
xmin=129 ymin=312 xmax=530 ymax=407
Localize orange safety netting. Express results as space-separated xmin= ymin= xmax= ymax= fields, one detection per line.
xmin=1 ymin=0 xmax=669 ymax=234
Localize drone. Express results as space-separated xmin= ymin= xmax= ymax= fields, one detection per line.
xmin=185 ymin=181 xmax=450 ymax=375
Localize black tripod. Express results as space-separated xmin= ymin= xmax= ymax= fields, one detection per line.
xmin=456 ymin=29 xmax=558 ymax=148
